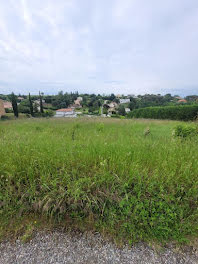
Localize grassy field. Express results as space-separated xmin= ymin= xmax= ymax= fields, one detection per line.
xmin=0 ymin=117 xmax=198 ymax=244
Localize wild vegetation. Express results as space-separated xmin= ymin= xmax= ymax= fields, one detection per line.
xmin=0 ymin=118 xmax=198 ymax=244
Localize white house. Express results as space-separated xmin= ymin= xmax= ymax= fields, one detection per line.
xmin=55 ymin=108 xmax=77 ymax=117
xmin=120 ymin=99 xmax=130 ymax=104
xmin=125 ymin=108 xmax=131 ymax=113
xmin=74 ymin=99 xmax=81 ymax=106
xmin=34 ymin=99 xmax=45 ymax=104
xmin=108 ymin=102 xmax=118 ymax=108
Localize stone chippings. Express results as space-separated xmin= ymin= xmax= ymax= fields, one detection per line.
xmin=0 ymin=231 xmax=197 ymax=264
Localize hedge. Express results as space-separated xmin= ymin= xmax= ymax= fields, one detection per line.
xmin=128 ymin=105 xmax=198 ymax=121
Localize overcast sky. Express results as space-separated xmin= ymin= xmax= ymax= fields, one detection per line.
xmin=0 ymin=0 xmax=198 ymax=96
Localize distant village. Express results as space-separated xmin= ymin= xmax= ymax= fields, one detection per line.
xmin=0 ymin=92 xmax=197 ymax=119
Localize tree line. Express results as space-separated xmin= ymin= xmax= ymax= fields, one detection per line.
xmin=9 ymin=92 xmax=44 ymax=118
xmin=1 ymin=91 xmax=198 ymax=118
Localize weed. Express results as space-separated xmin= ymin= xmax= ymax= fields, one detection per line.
xmin=96 ymin=123 xmax=105 ymax=132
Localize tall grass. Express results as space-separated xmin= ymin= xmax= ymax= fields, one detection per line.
xmin=0 ymin=118 xmax=198 ymax=243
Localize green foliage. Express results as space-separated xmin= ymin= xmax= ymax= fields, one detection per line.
xmin=18 ymin=99 xmax=31 ymax=114
xmin=10 ymin=93 xmax=18 ymax=118
xmin=34 ymin=110 xmax=54 ymax=118
xmin=18 ymin=105 xmax=30 ymax=114
xmin=96 ymin=122 xmax=104 ymax=132
xmin=129 ymin=98 xmax=137 ymax=110
xmin=118 ymin=105 xmax=126 ymax=116
xmin=51 ymin=91 xmax=78 ymax=109
xmin=29 ymin=93 xmax=34 ymax=117
xmin=128 ymin=94 xmax=175 ymax=109
xmin=185 ymin=95 xmax=198 ymax=103
xmin=103 ymin=107 xmax=108 ymax=115
xmin=0 ymin=119 xmax=198 ymax=244
xmin=39 ymin=91 xmax=44 ymax=114
xmin=43 ymin=110 xmax=54 ymax=117
xmin=5 ymin=108 xmax=13 ymax=113
xmin=0 ymin=115 xmax=9 ymax=120
xmin=173 ymin=124 xmax=198 ymax=138
xmin=129 ymin=105 xmax=198 ymax=121
xmin=0 ymin=94 xmax=8 ymax=101
xmin=111 ymin=114 xmax=120 ymax=118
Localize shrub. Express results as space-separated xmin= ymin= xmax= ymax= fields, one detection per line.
xmin=111 ymin=114 xmax=120 ymax=118
xmin=128 ymin=105 xmax=198 ymax=121
xmin=18 ymin=104 xmax=30 ymax=114
xmin=0 ymin=115 xmax=9 ymax=121
xmin=173 ymin=124 xmax=198 ymax=138
xmin=34 ymin=110 xmax=54 ymax=118
xmin=118 ymin=105 xmax=126 ymax=116
xmin=43 ymin=110 xmax=54 ymax=117
xmin=5 ymin=108 xmax=13 ymax=113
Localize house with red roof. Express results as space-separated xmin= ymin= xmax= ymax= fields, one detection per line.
xmin=55 ymin=108 xmax=77 ymax=117
xmin=3 ymin=101 xmax=12 ymax=109
xmin=177 ymin=99 xmax=187 ymax=104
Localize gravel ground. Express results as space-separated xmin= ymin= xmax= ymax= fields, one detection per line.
xmin=0 ymin=231 xmax=198 ymax=264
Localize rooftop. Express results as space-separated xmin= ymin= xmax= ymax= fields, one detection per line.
xmin=3 ymin=101 xmax=12 ymax=109
xmin=178 ymin=99 xmax=187 ymax=103
xmin=56 ymin=108 xmax=73 ymax=112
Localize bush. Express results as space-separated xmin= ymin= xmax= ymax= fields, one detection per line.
xmin=34 ymin=110 xmax=54 ymax=118
xmin=5 ymin=108 xmax=13 ymax=113
xmin=43 ymin=110 xmax=54 ymax=117
xmin=111 ymin=114 xmax=120 ymax=118
xmin=118 ymin=105 xmax=126 ymax=116
xmin=18 ymin=104 xmax=30 ymax=114
xmin=173 ymin=124 xmax=198 ymax=138
xmin=0 ymin=115 xmax=9 ymax=121
xmin=128 ymin=105 xmax=198 ymax=121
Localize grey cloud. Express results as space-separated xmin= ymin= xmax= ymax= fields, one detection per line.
xmin=0 ymin=0 xmax=198 ymax=95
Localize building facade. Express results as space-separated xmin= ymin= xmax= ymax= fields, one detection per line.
xmin=0 ymin=99 xmax=6 ymax=117
xmin=55 ymin=108 xmax=77 ymax=117
xmin=120 ymin=99 xmax=130 ymax=104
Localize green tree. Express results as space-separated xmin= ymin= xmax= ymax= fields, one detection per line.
xmin=39 ymin=91 xmax=44 ymax=114
xmin=18 ymin=99 xmax=30 ymax=114
xmin=164 ymin=93 xmax=173 ymax=102
xmin=129 ymin=97 xmax=137 ymax=110
xmin=103 ymin=107 xmax=108 ymax=115
xmin=113 ymin=98 xmax=120 ymax=104
xmin=118 ymin=105 xmax=126 ymax=116
xmin=29 ymin=93 xmax=34 ymax=117
xmin=11 ymin=92 xmax=18 ymax=118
